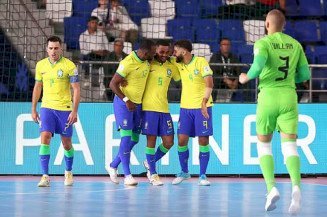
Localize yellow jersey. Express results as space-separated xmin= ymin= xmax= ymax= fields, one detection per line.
xmin=174 ymin=56 xmax=213 ymax=109
xmin=142 ymin=57 xmax=180 ymax=113
xmin=116 ymin=51 xmax=150 ymax=104
xmin=35 ymin=56 xmax=78 ymax=111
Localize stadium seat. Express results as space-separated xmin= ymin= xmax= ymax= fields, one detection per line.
xmin=243 ymin=20 xmax=265 ymax=45
xmin=319 ymin=21 xmax=327 ymax=45
xmin=298 ymin=0 xmax=324 ymax=17
xmin=219 ymin=19 xmax=245 ymax=42
xmin=167 ymin=18 xmax=194 ymax=41
xmin=237 ymin=45 xmax=253 ymax=64
xmin=283 ymin=21 xmax=296 ymax=38
xmin=294 ymin=21 xmax=319 ymax=43
xmin=72 ymin=0 xmax=98 ymax=18
xmin=64 ymin=16 xmax=88 ymax=50
xmin=148 ymin=0 xmax=175 ymax=20
xmin=285 ymin=0 xmax=299 ymax=16
xmin=46 ymin=0 xmax=72 ymax=22
xmin=200 ymin=0 xmax=223 ymax=18
xmin=141 ymin=17 xmax=172 ymax=39
xmin=175 ymin=0 xmax=200 ymax=18
xmin=312 ymin=69 xmax=327 ymax=90
xmin=108 ymin=42 xmax=133 ymax=54
xmin=311 ymin=46 xmax=327 ymax=64
xmin=193 ymin=19 xmax=220 ymax=46
xmin=123 ymin=0 xmax=150 ymax=26
xmin=192 ymin=43 xmax=212 ymax=62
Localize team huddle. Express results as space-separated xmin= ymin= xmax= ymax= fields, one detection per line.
xmin=31 ymin=9 xmax=310 ymax=215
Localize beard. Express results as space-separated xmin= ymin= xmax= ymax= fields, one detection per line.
xmin=176 ymin=54 xmax=184 ymax=63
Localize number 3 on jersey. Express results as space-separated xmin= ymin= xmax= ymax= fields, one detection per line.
xmin=276 ymin=56 xmax=289 ymax=81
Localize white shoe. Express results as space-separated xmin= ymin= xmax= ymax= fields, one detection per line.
xmin=150 ymin=174 xmax=163 ymax=186
xmin=198 ymin=175 xmax=210 ymax=186
xmin=124 ymin=175 xmax=138 ymax=186
xmin=289 ymin=185 xmax=301 ymax=214
xmin=105 ymin=165 xmax=119 ymax=184
xmin=265 ymin=187 xmax=280 ymax=211
xmin=38 ymin=174 xmax=50 ymax=187
xmin=143 ymin=160 xmax=151 ymax=181
xmin=172 ymin=172 xmax=191 ymax=185
xmin=64 ymin=171 xmax=74 ymax=186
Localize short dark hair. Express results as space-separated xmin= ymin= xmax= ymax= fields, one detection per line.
xmin=139 ymin=39 xmax=155 ymax=51
xmin=156 ymin=40 xmax=170 ymax=47
xmin=88 ymin=16 xmax=99 ymax=22
xmin=47 ymin=35 xmax=62 ymax=45
xmin=174 ymin=40 xmax=192 ymax=52
xmin=220 ymin=37 xmax=231 ymax=43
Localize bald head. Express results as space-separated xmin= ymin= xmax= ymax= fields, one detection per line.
xmin=265 ymin=9 xmax=285 ymax=34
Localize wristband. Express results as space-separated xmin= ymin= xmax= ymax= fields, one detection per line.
xmin=123 ymin=96 xmax=129 ymax=102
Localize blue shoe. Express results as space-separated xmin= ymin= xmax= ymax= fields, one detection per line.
xmin=198 ymin=174 xmax=210 ymax=186
xmin=172 ymin=172 xmax=191 ymax=185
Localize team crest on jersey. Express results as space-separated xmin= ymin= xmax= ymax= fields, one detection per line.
xmin=166 ymin=69 xmax=172 ymax=77
xmin=57 ymin=69 xmax=63 ymax=78
xmin=194 ymin=69 xmax=199 ymax=75
xmin=123 ymin=119 xmax=128 ymax=127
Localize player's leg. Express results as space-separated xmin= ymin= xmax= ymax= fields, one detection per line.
xmin=155 ymin=113 xmax=174 ymax=162
xmin=57 ymin=110 xmax=75 ymax=186
xmin=277 ymin=91 xmax=301 ymax=214
xmin=37 ymin=108 xmax=55 ymax=187
xmin=256 ymin=89 xmax=280 ymax=211
xmin=172 ymin=109 xmax=193 ymax=185
xmin=195 ymin=107 xmax=213 ymax=186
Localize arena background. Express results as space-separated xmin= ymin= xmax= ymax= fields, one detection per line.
xmin=0 ymin=0 xmax=326 ymax=176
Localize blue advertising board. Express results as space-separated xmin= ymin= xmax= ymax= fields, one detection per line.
xmin=0 ymin=102 xmax=325 ymax=175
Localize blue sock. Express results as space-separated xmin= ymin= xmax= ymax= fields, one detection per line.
xmin=155 ymin=143 xmax=169 ymax=162
xmin=199 ymin=145 xmax=210 ymax=176
xmin=110 ymin=154 xmax=121 ymax=169
xmin=64 ymin=147 xmax=74 ymax=171
xmin=129 ymin=132 xmax=139 ymax=149
xmin=118 ymin=130 xmax=132 ymax=176
xmin=39 ymin=144 xmax=50 ymax=175
xmin=178 ymin=146 xmax=189 ymax=173
xmin=145 ymin=147 xmax=156 ymax=175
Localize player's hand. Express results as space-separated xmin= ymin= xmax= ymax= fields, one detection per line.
xmin=67 ymin=111 xmax=78 ymax=125
xmin=31 ymin=110 xmax=40 ymax=123
xmin=239 ymin=73 xmax=249 ymax=84
xmin=120 ymin=79 xmax=128 ymax=87
xmin=201 ymin=100 xmax=209 ymax=119
xmin=125 ymin=100 xmax=136 ymax=111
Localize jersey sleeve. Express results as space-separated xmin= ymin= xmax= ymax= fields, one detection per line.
xmin=247 ymin=40 xmax=268 ymax=79
xmin=199 ymin=58 xmax=213 ymax=77
xmin=35 ymin=62 xmax=42 ymax=82
xmin=171 ymin=64 xmax=181 ymax=81
xmin=295 ymin=44 xmax=311 ymax=83
xmin=116 ymin=61 xmax=129 ymax=78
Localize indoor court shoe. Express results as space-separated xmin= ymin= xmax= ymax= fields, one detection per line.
xmin=265 ymin=187 xmax=280 ymax=211
xmin=64 ymin=171 xmax=74 ymax=186
xmin=38 ymin=174 xmax=50 ymax=187
xmin=105 ymin=165 xmax=119 ymax=184
xmin=289 ymin=185 xmax=301 ymax=214
xmin=143 ymin=160 xmax=151 ymax=181
xmin=172 ymin=172 xmax=191 ymax=185
xmin=124 ymin=175 xmax=138 ymax=186
xmin=150 ymin=174 xmax=163 ymax=186
xmin=198 ymin=174 xmax=210 ymax=186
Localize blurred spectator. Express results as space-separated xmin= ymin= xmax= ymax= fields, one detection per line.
xmin=104 ymin=38 xmax=127 ymax=85
xmin=219 ymin=0 xmax=256 ymax=19
xmin=254 ymin=0 xmax=286 ymax=18
xmin=210 ymin=38 xmax=243 ymax=102
xmin=79 ymin=16 xmax=110 ymax=77
xmin=107 ymin=0 xmax=139 ymax=43
xmin=91 ymin=0 xmax=110 ymax=27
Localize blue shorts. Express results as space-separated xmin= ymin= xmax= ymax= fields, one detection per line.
xmin=142 ymin=111 xmax=174 ymax=136
xmin=113 ymin=95 xmax=142 ymax=133
xmin=177 ymin=107 xmax=213 ymax=137
xmin=39 ymin=108 xmax=72 ymax=137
